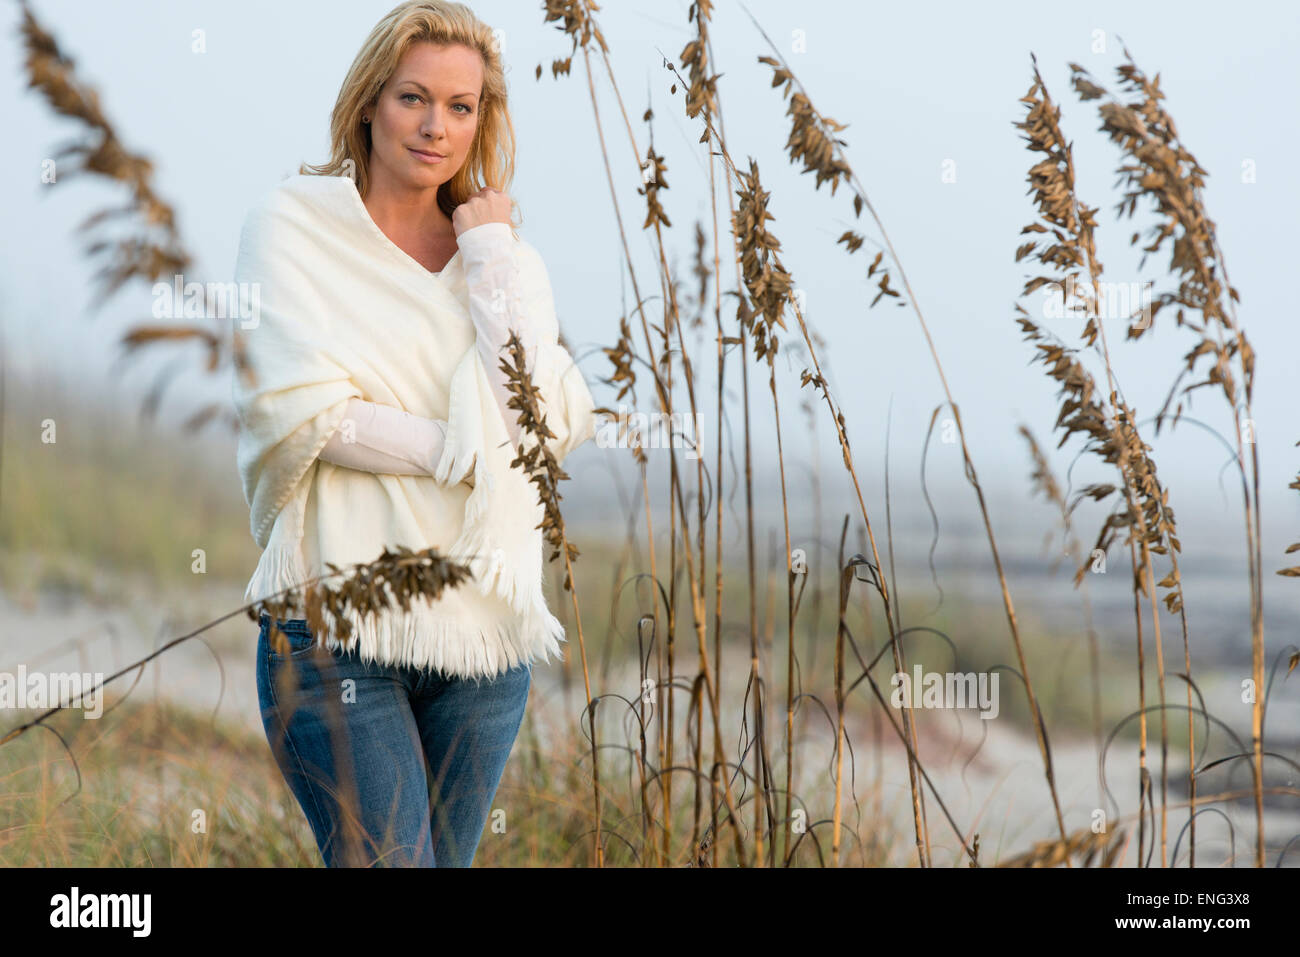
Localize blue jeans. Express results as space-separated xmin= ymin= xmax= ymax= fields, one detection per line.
xmin=254 ymin=612 xmax=531 ymax=867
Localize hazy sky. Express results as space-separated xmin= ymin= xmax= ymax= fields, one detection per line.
xmin=4 ymin=0 xmax=1299 ymax=541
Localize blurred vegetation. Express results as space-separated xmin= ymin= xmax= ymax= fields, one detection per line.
xmin=0 ymin=372 xmax=257 ymax=600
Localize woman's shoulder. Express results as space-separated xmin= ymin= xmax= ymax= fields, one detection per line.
xmin=241 ymin=174 xmax=353 ymax=233
xmin=268 ymin=171 xmax=353 ymax=202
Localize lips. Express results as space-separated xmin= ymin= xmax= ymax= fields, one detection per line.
xmin=407 ymin=147 xmax=446 ymax=162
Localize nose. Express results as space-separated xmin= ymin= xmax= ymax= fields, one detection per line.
xmin=420 ymin=105 xmax=447 ymax=140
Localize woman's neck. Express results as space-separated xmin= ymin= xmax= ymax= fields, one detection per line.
xmin=362 ymin=177 xmax=458 ymax=271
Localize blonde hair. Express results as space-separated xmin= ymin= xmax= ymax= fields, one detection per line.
xmin=301 ymin=0 xmax=517 ymax=225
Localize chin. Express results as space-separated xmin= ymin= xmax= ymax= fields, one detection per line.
xmin=418 ymin=155 xmax=455 ymax=174
xmin=396 ymin=161 xmax=446 ymax=189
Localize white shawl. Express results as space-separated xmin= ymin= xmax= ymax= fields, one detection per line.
xmin=231 ymin=173 xmax=596 ymax=680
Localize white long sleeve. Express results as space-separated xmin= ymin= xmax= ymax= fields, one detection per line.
xmin=318 ymin=226 xmax=541 ymax=478
xmin=456 ymin=222 xmax=539 ymax=448
xmin=319 ymin=396 xmax=453 ymax=478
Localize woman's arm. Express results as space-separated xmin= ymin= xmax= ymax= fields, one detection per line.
xmin=318 ymin=227 xmax=526 ymax=478
xmin=454 ymin=207 xmax=596 ymax=468
xmin=318 ymin=396 xmax=473 ymax=487
xmin=457 ymin=222 xmax=538 ymax=448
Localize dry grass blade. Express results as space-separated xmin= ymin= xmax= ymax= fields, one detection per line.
xmin=538 ymin=0 xmax=608 ymax=79
xmin=498 ymin=329 xmax=602 ymax=863
xmin=17 ymin=0 xmax=234 ymax=432
xmin=248 ymin=545 xmax=476 ymax=654
xmin=997 ymin=825 xmax=1128 ymax=868
xmin=1014 ymin=50 xmax=1214 ymax=867
xmin=1073 ymin=52 xmax=1265 ymax=866
xmin=693 ymin=15 xmax=1070 ymax=857
xmin=731 ymin=159 xmax=793 ymax=361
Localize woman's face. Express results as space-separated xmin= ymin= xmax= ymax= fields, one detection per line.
xmin=366 ymin=41 xmax=484 ymax=196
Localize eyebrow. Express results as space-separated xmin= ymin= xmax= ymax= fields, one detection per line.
xmin=397 ymin=80 xmax=478 ymax=99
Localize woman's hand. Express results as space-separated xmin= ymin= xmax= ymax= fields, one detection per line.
xmin=452 ymin=186 xmax=512 ymax=238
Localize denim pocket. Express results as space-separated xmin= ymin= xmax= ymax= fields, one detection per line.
xmin=260 ymin=613 xmax=318 ymax=659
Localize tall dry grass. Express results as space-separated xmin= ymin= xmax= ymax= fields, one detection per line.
xmin=4 ymin=0 xmax=1297 ymax=868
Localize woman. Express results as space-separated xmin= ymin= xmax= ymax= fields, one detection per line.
xmin=232 ymin=0 xmax=596 ymax=867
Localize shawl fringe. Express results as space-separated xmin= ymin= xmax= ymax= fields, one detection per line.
xmin=244 ymin=538 xmax=567 ymax=682
xmin=319 ymin=597 xmax=564 ymax=686
xmin=243 ymin=541 xmax=310 ymax=611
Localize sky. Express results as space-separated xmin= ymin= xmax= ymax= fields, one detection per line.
xmin=3 ymin=0 xmax=1299 ymax=550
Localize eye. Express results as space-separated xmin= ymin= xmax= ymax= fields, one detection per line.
xmin=453 ymin=102 xmax=473 ymax=114
xmin=401 ymin=92 xmax=421 ymax=104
